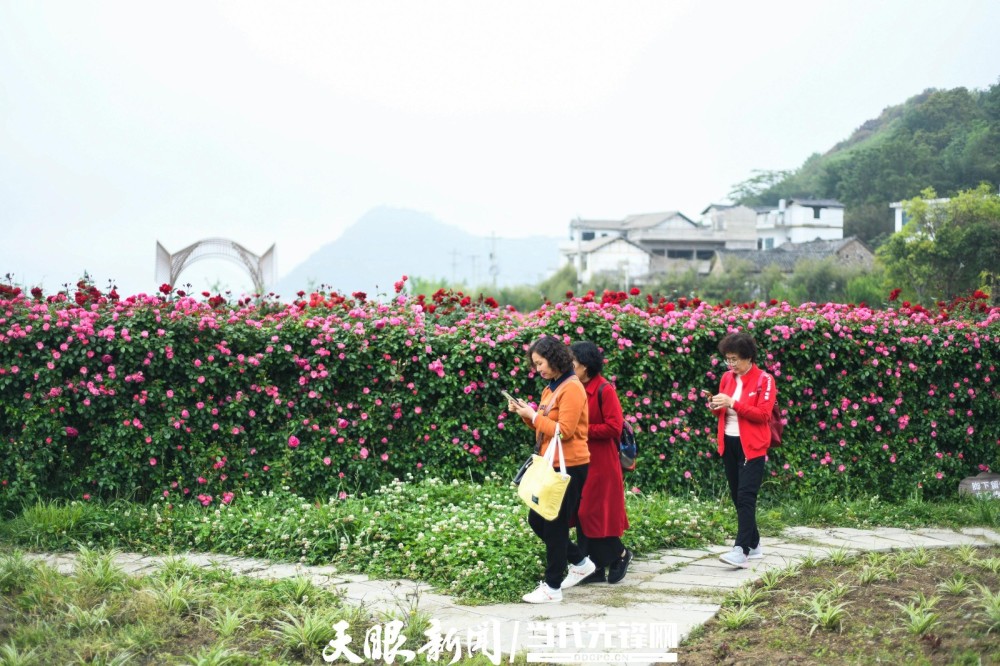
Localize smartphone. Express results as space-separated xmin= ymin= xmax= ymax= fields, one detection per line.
xmin=500 ymin=389 xmax=522 ymax=404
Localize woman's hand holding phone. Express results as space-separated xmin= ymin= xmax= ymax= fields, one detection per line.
xmin=701 ymin=389 xmax=717 ymax=409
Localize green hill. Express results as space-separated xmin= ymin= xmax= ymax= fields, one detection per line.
xmin=730 ymin=80 xmax=1000 ymax=246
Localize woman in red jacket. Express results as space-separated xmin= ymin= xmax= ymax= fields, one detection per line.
xmin=707 ymin=332 xmax=777 ymax=569
xmin=570 ymin=341 xmax=632 ymax=584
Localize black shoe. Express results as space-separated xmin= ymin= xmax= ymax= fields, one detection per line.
xmin=608 ymin=549 xmax=633 ymax=584
xmin=579 ymin=567 xmax=606 ymax=585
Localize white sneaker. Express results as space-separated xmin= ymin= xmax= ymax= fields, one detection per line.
xmin=748 ymin=545 xmax=764 ymax=560
xmin=560 ymin=557 xmax=597 ymax=589
xmin=522 ymin=582 xmax=562 ymax=604
xmin=719 ymin=546 xmax=749 ymax=568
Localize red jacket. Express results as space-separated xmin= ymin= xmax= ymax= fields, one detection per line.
xmin=577 ymin=377 xmax=629 ymax=538
xmin=713 ymin=364 xmax=777 ymax=460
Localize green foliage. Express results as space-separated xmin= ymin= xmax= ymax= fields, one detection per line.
xmin=0 ymin=478 xmax=737 ymax=604
xmin=729 ymin=83 xmax=1000 ymax=245
xmin=878 ymin=184 xmax=1000 ymax=304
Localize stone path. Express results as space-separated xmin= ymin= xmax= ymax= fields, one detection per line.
xmin=23 ymin=526 xmax=1000 ymax=665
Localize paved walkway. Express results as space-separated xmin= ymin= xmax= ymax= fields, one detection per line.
xmin=24 ymin=525 xmax=1000 ymax=665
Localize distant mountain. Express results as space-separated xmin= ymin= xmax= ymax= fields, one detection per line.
xmin=273 ymin=207 xmax=564 ymax=297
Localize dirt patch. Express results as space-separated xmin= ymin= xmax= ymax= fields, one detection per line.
xmin=673 ymin=546 xmax=1000 ymax=665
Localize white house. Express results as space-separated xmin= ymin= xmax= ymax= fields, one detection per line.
xmin=756 ymin=199 xmax=845 ymax=249
xmin=562 ymin=210 xmax=757 ymax=283
xmin=889 ymin=197 xmax=950 ymax=234
xmin=561 ymin=235 xmax=651 ymax=285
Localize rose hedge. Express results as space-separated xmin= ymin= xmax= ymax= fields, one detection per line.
xmin=1 ymin=284 xmax=998 ymax=512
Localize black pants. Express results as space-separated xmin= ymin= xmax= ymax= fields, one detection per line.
xmin=528 ymin=464 xmax=588 ymax=589
xmin=722 ymin=435 xmax=764 ymax=554
xmin=577 ymin=533 xmax=625 ymax=569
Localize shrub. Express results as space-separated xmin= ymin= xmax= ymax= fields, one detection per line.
xmin=1 ymin=280 xmax=998 ymax=510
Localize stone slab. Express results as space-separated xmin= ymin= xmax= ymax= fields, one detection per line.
xmin=913 ymin=528 xmax=988 ymax=545
xmin=646 ymin=555 xmax=695 ymax=569
xmin=960 ymin=527 xmax=1000 ymax=545
xmin=660 ymin=548 xmax=716 ymax=559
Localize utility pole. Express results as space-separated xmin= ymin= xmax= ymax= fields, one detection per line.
xmin=489 ymin=232 xmax=499 ymax=290
xmin=573 ymin=217 xmax=584 ymax=293
xmin=450 ymin=249 xmax=461 ymax=285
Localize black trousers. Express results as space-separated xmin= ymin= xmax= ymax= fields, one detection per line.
xmin=577 ymin=533 xmax=625 ymax=569
xmin=528 ymin=464 xmax=588 ymax=589
xmin=722 ymin=434 xmax=764 ymax=554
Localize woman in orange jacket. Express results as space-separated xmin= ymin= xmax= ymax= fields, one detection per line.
xmin=509 ymin=335 xmax=594 ymax=603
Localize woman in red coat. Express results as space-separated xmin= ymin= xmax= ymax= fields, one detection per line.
xmin=570 ymin=341 xmax=632 ymax=583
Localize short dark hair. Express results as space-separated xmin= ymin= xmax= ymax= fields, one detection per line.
xmin=569 ymin=341 xmax=604 ymax=379
xmin=718 ymin=332 xmax=757 ymax=362
xmin=528 ymin=335 xmax=573 ymax=375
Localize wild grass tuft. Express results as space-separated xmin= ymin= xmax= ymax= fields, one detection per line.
xmin=726 ymin=583 xmax=768 ymax=608
xmin=972 ymin=583 xmax=1000 ymax=634
xmin=976 ymin=557 xmax=1000 ymax=575
xmin=206 ymin=607 xmax=248 ymax=638
xmin=826 ymin=548 xmax=854 ymax=566
xmin=937 ymin=573 xmax=970 ymax=595
xmin=75 ymin=547 xmax=127 ymax=592
xmin=0 ymin=551 xmax=37 ymax=594
xmin=181 ymin=645 xmax=242 ymax=666
xmin=0 ymin=642 xmax=40 ymax=666
xmin=63 ymin=600 xmax=113 ymax=635
xmin=799 ymin=589 xmax=851 ymax=635
xmin=9 ymin=500 xmax=100 ymax=548
xmin=269 ymin=609 xmax=339 ymax=657
xmin=894 ymin=593 xmax=941 ymax=636
xmin=757 ymin=567 xmax=787 ymax=591
xmin=278 ymin=575 xmax=316 ymax=605
xmin=143 ymin=576 xmax=210 ymax=616
xmin=900 ymin=546 xmax=932 ymax=567
xmin=73 ymin=650 xmax=137 ymax=666
xmin=717 ymin=605 xmax=761 ymax=630
xmin=955 ymin=544 xmax=980 ymax=566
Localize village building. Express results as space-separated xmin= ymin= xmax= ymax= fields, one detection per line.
xmin=713 ymin=236 xmax=875 ymax=276
xmin=755 ymin=199 xmax=845 ymax=249
xmin=561 ymin=199 xmax=850 ymax=285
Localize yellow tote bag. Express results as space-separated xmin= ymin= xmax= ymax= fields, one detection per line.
xmin=517 ymin=425 xmax=570 ymax=521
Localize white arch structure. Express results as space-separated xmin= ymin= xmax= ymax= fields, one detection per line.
xmin=155 ymin=239 xmax=276 ymax=294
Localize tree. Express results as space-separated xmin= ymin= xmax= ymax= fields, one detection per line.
xmin=877 ymin=185 xmax=1000 ymax=304
xmin=727 ymin=169 xmax=795 ymax=205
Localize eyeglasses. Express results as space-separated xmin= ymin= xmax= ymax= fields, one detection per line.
xmin=723 ymin=357 xmax=743 ymax=366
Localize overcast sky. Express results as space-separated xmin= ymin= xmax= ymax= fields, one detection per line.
xmin=2 ymin=1 xmax=999 ymax=296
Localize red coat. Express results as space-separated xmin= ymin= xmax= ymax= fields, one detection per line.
xmin=713 ymin=365 xmax=777 ymax=460
xmin=577 ymin=377 xmax=630 ymax=538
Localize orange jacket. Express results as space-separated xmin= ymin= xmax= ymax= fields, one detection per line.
xmin=525 ymin=375 xmax=590 ymax=467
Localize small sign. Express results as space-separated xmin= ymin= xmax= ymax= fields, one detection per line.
xmin=958 ymin=472 xmax=1000 ymax=499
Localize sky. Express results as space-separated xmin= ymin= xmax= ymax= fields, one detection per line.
xmin=2 ymin=0 xmax=999 ymax=296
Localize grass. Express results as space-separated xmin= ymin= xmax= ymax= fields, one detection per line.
xmin=0 ymin=479 xmax=997 ymax=663
xmin=0 ymin=550 xmax=362 ymax=665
